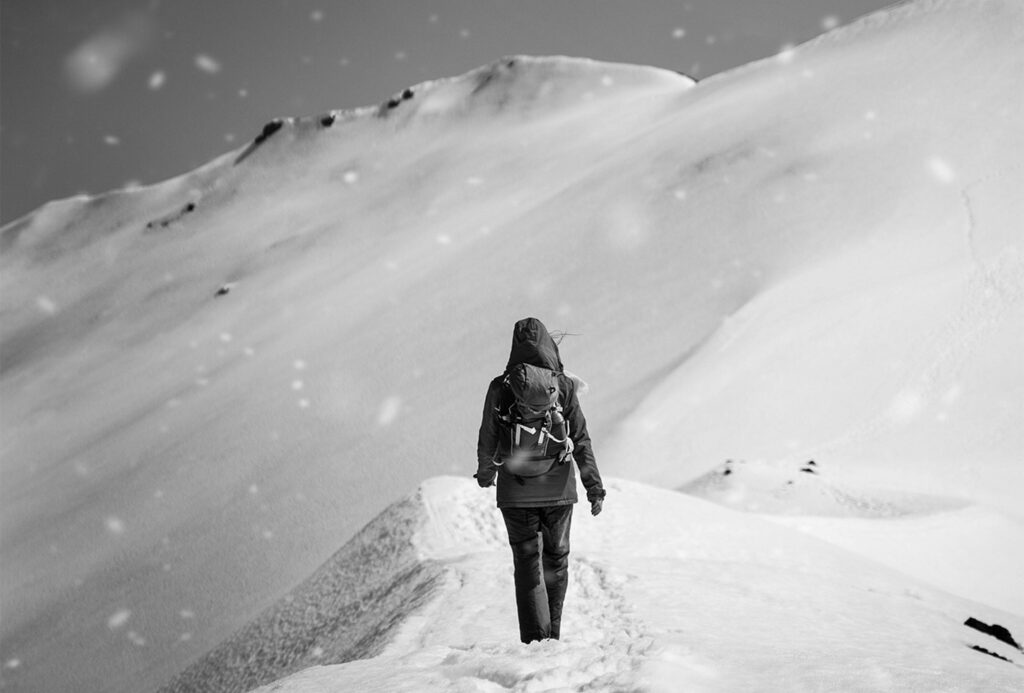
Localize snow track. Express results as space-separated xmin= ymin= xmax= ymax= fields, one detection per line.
xmin=252 ymin=554 xmax=665 ymax=693
xmin=250 ymin=477 xmax=1024 ymax=692
xmin=385 ymin=479 xmax=661 ymax=691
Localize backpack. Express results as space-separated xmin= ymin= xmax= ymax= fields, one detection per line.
xmin=493 ymin=362 xmax=575 ymax=477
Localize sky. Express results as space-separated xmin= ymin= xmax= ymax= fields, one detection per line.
xmin=0 ymin=0 xmax=898 ymax=225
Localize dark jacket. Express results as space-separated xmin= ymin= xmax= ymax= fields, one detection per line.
xmin=476 ymin=318 xmax=604 ymax=508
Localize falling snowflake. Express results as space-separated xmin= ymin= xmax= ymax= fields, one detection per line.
xmin=887 ymin=390 xmax=924 ymax=423
xmin=927 ymin=156 xmax=956 ymax=183
xmin=776 ymin=44 xmax=797 ymax=64
xmin=64 ymin=12 xmax=154 ymax=92
xmin=195 ymin=54 xmax=222 ymax=74
xmin=672 ymin=27 xmax=686 ymax=39
xmin=104 ymin=135 xmax=121 ymax=146
xmin=105 ymin=516 xmax=126 ymax=535
xmin=148 ymin=71 xmax=166 ymax=90
xmin=343 ymin=170 xmax=359 ymax=185
xmin=822 ymin=16 xmax=841 ymax=30
xmin=310 ymin=10 xmax=325 ymax=22
xmin=294 ymin=359 xmax=307 ymax=371
xmin=36 ymin=296 xmax=57 ymax=314
xmin=107 ymin=609 xmax=132 ymax=630
xmin=377 ymin=396 xmax=402 ymax=426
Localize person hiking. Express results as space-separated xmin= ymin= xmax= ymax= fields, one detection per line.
xmin=475 ymin=317 xmax=606 ymax=644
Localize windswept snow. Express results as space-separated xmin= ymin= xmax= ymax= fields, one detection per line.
xmin=1 ymin=0 xmax=1022 ymax=691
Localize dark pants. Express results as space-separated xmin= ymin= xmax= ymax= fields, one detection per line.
xmin=500 ymin=504 xmax=573 ymax=644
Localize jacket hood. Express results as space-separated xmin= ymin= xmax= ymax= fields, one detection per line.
xmin=505 ymin=317 xmax=564 ymax=373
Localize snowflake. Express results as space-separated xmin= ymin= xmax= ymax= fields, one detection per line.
xmin=377 ymin=396 xmax=403 ymax=426
xmin=36 ymin=296 xmax=57 ymax=314
xmin=195 ymin=54 xmax=222 ymax=74
xmin=107 ymin=609 xmax=132 ymax=630
xmin=927 ymin=156 xmax=956 ymax=183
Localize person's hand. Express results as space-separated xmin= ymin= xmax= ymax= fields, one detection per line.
xmin=590 ymin=497 xmax=603 ymax=516
xmin=474 ymin=472 xmax=495 ymax=488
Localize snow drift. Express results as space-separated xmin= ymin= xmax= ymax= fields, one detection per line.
xmin=1 ymin=0 xmax=1022 ymax=691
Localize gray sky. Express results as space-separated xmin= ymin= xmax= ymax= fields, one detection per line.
xmin=0 ymin=0 xmax=896 ymax=224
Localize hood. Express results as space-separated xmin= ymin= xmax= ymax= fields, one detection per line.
xmin=505 ymin=317 xmax=564 ymax=373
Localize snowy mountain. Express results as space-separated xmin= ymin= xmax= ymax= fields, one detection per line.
xmin=1 ymin=0 xmax=1022 ymax=691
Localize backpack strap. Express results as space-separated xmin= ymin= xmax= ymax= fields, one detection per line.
xmin=492 ymin=378 xmax=574 ymax=472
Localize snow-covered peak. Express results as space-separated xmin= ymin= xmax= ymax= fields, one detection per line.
xmin=396 ymin=55 xmax=694 ymax=122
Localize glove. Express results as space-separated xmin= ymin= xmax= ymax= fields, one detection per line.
xmin=587 ymin=488 xmax=606 ymax=516
xmin=474 ymin=472 xmax=495 ymax=488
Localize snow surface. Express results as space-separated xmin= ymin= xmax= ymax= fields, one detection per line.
xmin=240 ymin=478 xmax=1024 ymax=692
xmin=1 ymin=0 xmax=1023 ymax=691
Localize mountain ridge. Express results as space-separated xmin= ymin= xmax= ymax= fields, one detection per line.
xmin=187 ymin=476 xmax=1024 ymax=692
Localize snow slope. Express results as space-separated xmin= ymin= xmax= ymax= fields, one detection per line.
xmin=191 ymin=477 xmax=1024 ymax=692
xmin=1 ymin=0 xmax=1022 ymax=690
